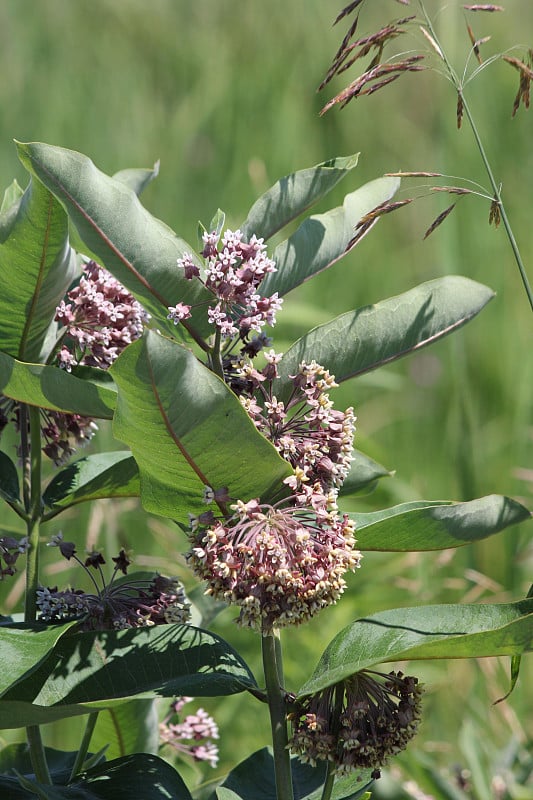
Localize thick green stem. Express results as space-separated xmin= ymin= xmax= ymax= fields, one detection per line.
xmin=420 ymin=2 xmax=533 ymax=313
xmin=262 ymin=631 xmax=294 ymax=800
xmin=20 ymin=406 xmax=51 ymax=785
xmin=69 ymin=712 xmax=99 ymax=781
xmin=320 ymin=762 xmax=336 ymax=800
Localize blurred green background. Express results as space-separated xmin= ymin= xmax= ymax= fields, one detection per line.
xmin=0 ymin=1 xmax=532 ymax=797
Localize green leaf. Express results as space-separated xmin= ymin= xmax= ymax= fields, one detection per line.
xmin=90 ymin=700 xmax=159 ymax=761
xmin=43 ymin=452 xmax=139 ymax=512
xmin=0 ymin=176 xmax=78 ymax=362
xmin=0 ymin=450 xmax=20 ymax=503
xmin=16 ymin=141 xmax=210 ymax=337
xmin=275 ymin=276 xmax=495 ymax=397
xmin=339 ymin=450 xmax=392 ymax=498
xmin=0 ymin=178 xmax=24 ymax=214
xmin=112 ymin=161 xmax=159 ymax=196
xmin=1 ymin=623 xmax=257 ymax=728
xmin=0 ymin=352 xmax=116 ymax=419
xmin=353 ymin=495 xmax=531 ymax=552
xmin=0 ymin=622 xmax=76 ymax=700
xmin=298 ymin=598 xmax=533 ymax=696
xmin=240 ymin=154 xmax=360 ymax=242
xmin=110 ymin=330 xmax=291 ymax=522
xmin=215 ymin=748 xmax=374 ymax=800
xmin=261 ymin=176 xmax=400 ymax=298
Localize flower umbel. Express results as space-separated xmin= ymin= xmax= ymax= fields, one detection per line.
xmin=159 ymin=697 xmax=219 ymax=769
xmin=289 ymin=670 xmax=423 ymax=778
xmin=187 ymin=492 xmax=360 ymax=632
xmin=37 ymin=539 xmax=190 ymax=630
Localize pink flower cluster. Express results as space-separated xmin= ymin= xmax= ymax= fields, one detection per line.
xmin=159 ymin=697 xmax=219 ymax=768
xmin=168 ymin=229 xmax=282 ymax=339
xmin=55 ymin=260 xmax=148 ymax=370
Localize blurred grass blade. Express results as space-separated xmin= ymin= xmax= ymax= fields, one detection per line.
xmin=110 ymin=330 xmax=291 ymax=522
xmin=298 ymin=598 xmax=533 ymax=695
xmin=352 ymin=495 xmax=531 ymax=551
xmin=42 ymin=452 xmax=140 ymax=513
xmin=0 ymin=351 xmax=116 ymax=419
xmin=262 ymin=176 xmax=400 ymax=298
xmin=16 ymin=141 xmax=210 ymax=336
xmin=240 ymin=154 xmax=359 ymax=242
xmin=274 ymin=276 xmax=495 ymax=397
xmin=0 ymin=175 xmax=78 ymax=361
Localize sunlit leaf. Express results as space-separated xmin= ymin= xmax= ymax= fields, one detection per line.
xmin=298 ymin=599 xmax=533 ymax=695
xmin=353 ymin=495 xmax=531 ymax=551
xmin=0 ymin=622 xmax=76 ymax=699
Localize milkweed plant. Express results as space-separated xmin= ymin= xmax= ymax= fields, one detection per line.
xmin=0 ymin=2 xmax=531 ymax=799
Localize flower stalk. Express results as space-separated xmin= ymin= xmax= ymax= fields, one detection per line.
xmin=262 ymin=631 xmax=294 ymax=800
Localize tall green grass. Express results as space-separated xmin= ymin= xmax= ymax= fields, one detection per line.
xmin=0 ymin=0 xmax=531 ymax=790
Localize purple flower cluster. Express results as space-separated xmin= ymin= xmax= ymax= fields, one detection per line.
xmin=36 ymin=536 xmax=190 ymax=630
xmin=159 ymin=697 xmax=219 ymax=768
xmin=0 ymin=535 xmax=28 ymax=579
xmin=168 ymin=229 xmax=282 ymax=339
xmin=55 ymin=260 xmax=148 ymax=370
xmin=289 ymin=670 xmax=423 ymax=778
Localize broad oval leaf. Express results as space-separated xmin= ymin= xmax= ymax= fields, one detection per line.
xmin=0 ymin=352 xmax=116 ymax=419
xmin=110 ymin=330 xmax=291 ymax=522
xmin=274 ymin=276 xmax=495 ymax=397
xmin=43 ymin=452 xmax=139 ymax=513
xmin=16 ymin=141 xmax=210 ymax=337
xmin=90 ymin=700 xmax=159 ymax=761
xmin=298 ymin=598 xmax=533 ymax=696
xmin=339 ymin=450 xmax=392 ymax=498
xmin=261 ymin=176 xmax=400 ymax=298
xmin=0 ymin=621 xmax=76 ymax=700
xmin=1 ymin=623 xmax=257 ymax=729
xmin=353 ymin=495 xmax=531 ymax=551
xmin=240 ymin=154 xmax=360 ymax=242
xmin=0 ymin=176 xmax=77 ymax=362
xmin=112 ymin=161 xmax=160 ymax=196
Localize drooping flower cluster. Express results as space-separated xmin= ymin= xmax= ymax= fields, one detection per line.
xmin=187 ymin=489 xmax=360 ymax=632
xmin=0 ymin=535 xmax=29 ymax=580
xmin=36 ymin=535 xmax=190 ymax=630
xmin=168 ymin=228 xmax=282 ymax=340
xmin=159 ymin=696 xmax=219 ymax=768
xmin=0 ymin=398 xmax=98 ymax=467
xmin=288 ymin=670 xmax=423 ymax=778
xmin=55 ymin=260 xmax=148 ymax=370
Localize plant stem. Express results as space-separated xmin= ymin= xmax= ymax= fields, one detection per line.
xmin=320 ymin=762 xmax=336 ymax=800
xmin=420 ymin=2 xmax=533 ymax=313
xmin=20 ymin=405 xmax=51 ymax=784
xmin=262 ymin=631 xmax=294 ymax=800
xmin=69 ymin=712 xmax=99 ymax=781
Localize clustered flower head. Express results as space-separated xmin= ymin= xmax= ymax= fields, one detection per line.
xmin=159 ymin=696 xmax=219 ymax=769
xmin=55 ymin=260 xmax=148 ymax=370
xmin=238 ymin=355 xmax=356 ymax=492
xmin=0 ymin=535 xmax=29 ymax=580
xmin=168 ymin=228 xmax=282 ymax=340
xmin=187 ymin=488 xmax=360 ymax=632
xmin=288 ymin=670 xmax=423 ymax=778
xmin=36 ymin=534 xmax=190 ymax=630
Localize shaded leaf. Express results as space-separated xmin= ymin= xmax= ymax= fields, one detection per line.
xmin=0 ymin=175 xmax=77 ymax=361
xmin=261 ymin=177 xmax=400 ymax=298
xmin=298 ymin=598 xmax=533 ymax=695
xmin=16 ymin=141 xmax=210 ymax=337
xmin=240 ymin=154 xmax=360 ymax=242
xmin=215 ymin=747 xmax=374 ymax=800
xmin=112 ymin=162 xmax=160 ymax=196
xmin=0 ymin=450 xmax=20 ymax=503
xmin=43 ymin=452 xmax=139 ymax=512
xmin=353 ymin=495 xmax=531 ymax=552
xmin=0 ymin=178 xmax=24 ymax=215
xmin=110 ymin=330 xmax=291 ymax=522
xmin=90 ymin=699 xmax=159 ymax=761
xmin=0 ymin=352 xmax=116 ymax=419
xmin=274 ymin=276 xmax=495 ymax=398
xmin=2 ymin=623 xmax=257 ymax=728
xmin=0 ymin=622 xmax=76 ymax=699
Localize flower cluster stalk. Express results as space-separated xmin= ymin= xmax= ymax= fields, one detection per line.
xmin=262 ymin=631 xmax=294 ymax=800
